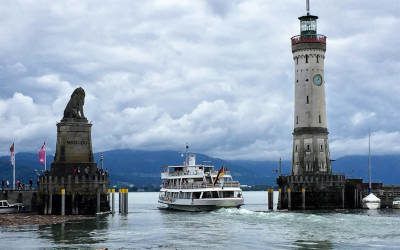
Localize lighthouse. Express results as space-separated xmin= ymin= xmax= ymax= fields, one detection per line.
xmin=291 ymin=0 xmax=330 ymax=175
xmin=277 ymin=0 xmax=347 ymax=210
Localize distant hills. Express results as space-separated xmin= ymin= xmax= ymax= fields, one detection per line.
xmin=0 ymin=149 xmax=399 ymax=188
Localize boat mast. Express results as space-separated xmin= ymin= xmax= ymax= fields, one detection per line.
xmin=185 ymin=143 xmax=189 ymax=166
xmin=368 ymin=130 xmax=372 ymax=193
xmin=279 ymin=157 xmax=282 ymax=176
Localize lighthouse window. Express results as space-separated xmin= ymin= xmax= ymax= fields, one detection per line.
xmin=296 ymin=116 xmax=299 ymax=124
xmin=316 ymin=55 xmax=319 ymax=63
xmin=306 ymin=96 xmax=309 ymax=104
xmin=319 ymin=115 xmax=322 ymax=123
xmin=296 ymin=57 xmax=298 ymax=64
xmin=295 ymin=145 xmax=298 ymax=152
xmin=305 ymin=55 xmax=308 ymax=63
xmin=307 ymin=145 xmax=310 ymax=151
xmin=320 ymin=145 xmax=323 ymax=152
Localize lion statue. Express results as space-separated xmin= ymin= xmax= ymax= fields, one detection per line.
xmin=63 ymin=87 xmax=86 ymax=119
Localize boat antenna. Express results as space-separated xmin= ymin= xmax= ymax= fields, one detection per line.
xmin=279 ymin=157 xmax=282 ymax=176
xmin=306 ymin=0 xmax=310 ymax=15
xmin=368 ymin=130 xmax=372 ymax=193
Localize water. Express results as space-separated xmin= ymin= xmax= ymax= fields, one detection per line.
xmin=1 ymin=191 xmax=400 ymax=249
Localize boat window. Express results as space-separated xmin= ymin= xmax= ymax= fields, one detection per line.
xmin=203 ymin=192 xmax=212 ymax=198
xmin=212 ymin=191 xmax=219 ymax=198
xmin=224 ymin=191 xmax=234 ymax=198
xmin=193 ymin=192 xmax=201 ymax=199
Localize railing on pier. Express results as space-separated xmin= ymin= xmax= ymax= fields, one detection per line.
xmin=280 ymin=174 xmax=346 ymax=186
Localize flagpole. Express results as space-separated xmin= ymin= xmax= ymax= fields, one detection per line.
xmin=44 ymin=142 xmax=47 ymax=171
xmin=13 ymin=143 xmax=16 ymax=190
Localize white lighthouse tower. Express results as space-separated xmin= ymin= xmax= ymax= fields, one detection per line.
xmin=278 ymin=0 xmax=347 ymax=210
xmin=291 ymin=0 xmax=331 ymax=176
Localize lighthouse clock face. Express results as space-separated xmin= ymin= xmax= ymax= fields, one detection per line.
xmin=313 ymin=74 xmax=323 ymax=86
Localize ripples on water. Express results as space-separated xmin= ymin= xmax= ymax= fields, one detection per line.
xmin=1 ymin=191 xmax=400 ymax=249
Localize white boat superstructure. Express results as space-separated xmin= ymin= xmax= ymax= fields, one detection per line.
xmin=158 ymin=153 xmax=244 ymax=211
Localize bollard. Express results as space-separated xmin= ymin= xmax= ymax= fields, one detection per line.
xmin=268 ymin=189 xmax=274 ymax=210
xmin=277 ymin=188 xmax=282 ymax=210
xmin=354 ymin=189 xmax=358 ymax=208
xmin=61 ymin=188 xmax=65 ymax=216
xmin=72 ymin=193 xmax=75 ymax=215
xmin=342 ymin=188 xmax=345 ymax=209
xmin=301 ymin=187 xmax=306 ymax=210
xmin=119 ymin=188 xmax=128 ymax=214
xmin=119 ymin=188 xmax=124 ymax=214
xmin=48 ymin=193 xmax=53 ymax=215
xmin=273 ymin=190 xmax=278 ymax=211
xmin=124 ymin=189 xmax=128 ymax=213
xmin=111 ymin=189 xmax=115 ymax=214
xmin=287 ymin=188 xmax=292 ymax=210
xmin=44 ymin=195 xmax=48 ymax=215
xmin=118 ymin=189 xmax=121 ymax=213
xmin=97 ymin=190 xmax=101 ymax=214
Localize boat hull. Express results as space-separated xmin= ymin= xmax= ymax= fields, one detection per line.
xmin=393 ymin=203 xmax=400 ymax=209
xmin=159 ymin=198 xmax=244 ymax=212
xmin=0 ymin=207 xmax=19 ymax=214
xmin=362 ymin=202 xmax=380 ymax=210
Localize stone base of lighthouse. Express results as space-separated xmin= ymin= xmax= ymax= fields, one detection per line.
xmin=276 ymin=174 xmax=368 ymax=210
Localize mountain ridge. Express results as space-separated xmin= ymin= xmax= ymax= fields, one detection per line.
xmin=0 ymin=149 xmax=399 ymax=187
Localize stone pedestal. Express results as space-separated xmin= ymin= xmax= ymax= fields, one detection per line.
xmin=51 ymin=118 xmax=96 ymax=177
xmin=278 ymin=174 xmax=347 ymax=210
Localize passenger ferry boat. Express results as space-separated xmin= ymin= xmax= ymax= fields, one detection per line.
xmin=158 ymin=152 xmax=244 ymax=211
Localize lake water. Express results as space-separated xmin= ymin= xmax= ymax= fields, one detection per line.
xmin=1 ymin=191 xmax=400 ymax=249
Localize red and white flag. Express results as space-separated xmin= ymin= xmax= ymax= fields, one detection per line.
xmin=10 ymin=142 xmax=15 ymax=167
xmin=39 ymin=142 xmax=46 ymax=165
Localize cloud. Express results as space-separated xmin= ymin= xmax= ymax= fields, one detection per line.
xmin=0 ymin=0 xmax=399 ymax=160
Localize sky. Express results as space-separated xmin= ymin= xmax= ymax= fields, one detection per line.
xmin=0 ymin=0 xmax=399 ymax=160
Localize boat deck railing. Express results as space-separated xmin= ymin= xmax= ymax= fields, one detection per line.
xmin=162 ymin=181 xmax=240 ymax=189
xmin=162 ymin=170 xmax=231 ymax=178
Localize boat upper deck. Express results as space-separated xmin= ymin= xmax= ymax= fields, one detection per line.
xmin=161 ymin=154 xmax=232 ymax=179
xmin=161 ymin=166 xmax=232 ymax=179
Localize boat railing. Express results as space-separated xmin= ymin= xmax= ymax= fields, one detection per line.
xmin=162 ymin=181 xmax=240 ymax=189
xmin=161 ymin=170 xmax=231 ymax=178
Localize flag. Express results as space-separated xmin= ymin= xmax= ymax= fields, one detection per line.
xmin=39 ymin=142 xmax=46 ymax=165
xmin=213 ymin=166 xmax=225 ymax=186
xmin=10 ymin=142 xmax=15 ymax=166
